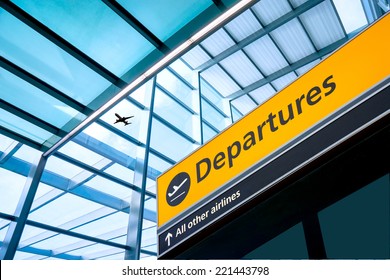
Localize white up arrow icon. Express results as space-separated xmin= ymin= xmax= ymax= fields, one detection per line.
xmin=165 ymin=232 xmax=173 ymax=246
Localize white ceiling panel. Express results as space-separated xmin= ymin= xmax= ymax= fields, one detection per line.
xmin=244 ymin=35 xmax=289 ymax=76
xmin=181 ymin=45 xmax=211 ymax=69
xmin=271 ymin=18 xmax=316 ymax=63
xmin=200 ymin=28 xmax=235 ymax=57
xmin=252 ymin=0 xmax=292 ymax=25
xmin=219 ymin=50 xmax=263 ymax=87
xmin=248 ymin=83 xmax=276 ymax=105
xmin=201 ymin=64 xmax=241 ymax=97
xmin=290 ymin=0 xmax=309 ymax=9
xmin=295 ymin=59 xmax=320 ymax=76
xmin=231 ymin=94 xmax=257 ymax=115
xmin=271 ymin=72 xmax=297 ymax=91
xmin=225 ymin=10 xmax=262 ymax=42
xmin=300 ymin=0 xmax=345 ymax=49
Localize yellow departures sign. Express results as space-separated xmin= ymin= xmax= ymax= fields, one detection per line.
xmin=157 ymin=13 xmax=390 ymax=227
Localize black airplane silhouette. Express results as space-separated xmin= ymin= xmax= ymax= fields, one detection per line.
xmin=114 ymin=113 xmax=133 ymax=126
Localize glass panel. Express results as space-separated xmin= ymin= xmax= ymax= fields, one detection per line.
xmin=271 ymin=18 xmax=316 ymax=63
xmin=201 ymin=65 xmax=241 ymax=97
xmin=231 ymin=94 xmax=257 ymax=115
xmin=271 ymin=72 xmax=297 ymax=91
xmin=201 ymin=99 xmax=229 ymax=131
xmin=0 ymin=221 xmax=10 ymax=244
xmin=243 ymin=222 xmax=308 ymax=259
xmin=12 ymin=0 xmax=155 ymax=76
xmin=154 ymin=88 xmax=196 ymax=138
xmin=0 ymin=134 xmax=15 ymax=152
xmin=169 ymin=59 xmax=198 ymax=87
xmin=85 ymin=175 xmax=133 ymax=200
xmin=201 ymin=28 xmax=235 ymax=57
xmin=0 ymin=68 xmax=85 ymax=129
xmin=225 ymin=10 xmax=262 ymax=42
xmin=72 ymin=211 xmax=128 ymax=238
xmin=0 ymin=108 xmax=55 ymax=145
xmin=244 ymin=35 xmax=289 ymax=76
xmin=12 ymin=144 xmax=42 ymax=164
xmin=333 ymin=0 xmax=367 ymax=33
xmin=181 ymin=45 xmax=211 ymax=69
xmin=249 ymin=84 xmax=276 ymax=105
xmin=45 ymin=155 xmax=85 ymax=179
xmin=202 ymin=122 xmax=218 ymax=144
xmin=150 ymin=118 xmax=196 ymax=162
xmin=83 ymin=123 xmax=138 ymax=159
xmin=219 ymin=50 xmax=263 ymax=87
xmin=200 ymin=79 xmax=230 ymax=113
xmin=319 ymin=174 xmax=390 ymax=259
xmin=0 ymin=168 xmax=27 ymax=215
xmin=67 ymin=243 xmax=123 ymax=259
xmin=299 ymin=0 xmax=345 ymax=50
xmin=117 ymin=0 xmax=213 ymax=41
xmin=157 ymin=69 xmax=196 ymax=110
xmin=28 ymin=193 xmax=103 ymax=228
xmin=147 ymin=153 xmax=171 ymax=178
xmin=103 ymin=163 xmax=135 ymax=185
xmin=58 ymin=141 xmax=106 ymax=167
xmin=252 ymin=0 xmax=292 ymax=25
xmin=0 ymin=11 xmax=111 ymax=106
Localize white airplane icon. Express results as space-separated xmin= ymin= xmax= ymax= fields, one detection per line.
xmin=168 ymin=178 xmax=188 ymax=198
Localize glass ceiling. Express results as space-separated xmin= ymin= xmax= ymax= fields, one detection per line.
xmin=0 ymin=0 xmax=385 ymax=260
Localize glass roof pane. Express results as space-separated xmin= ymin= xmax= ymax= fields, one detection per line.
xmin=219 ymin=50 xmax=263 ymax=87
xmin=85 ymin=175 xmax=132 ymax=200
xmin=169 ymin=59 xmax=198 ymax=87
xmin=147 ymin=153 xmax=170 ymax=177
xmin=117 ymin=0 xmax=213 ymax=41
xmin=0 ymin=168 xmax=26 ymax=215
xmin=0 ymin=11 xmax=111 ymax=106
xmin=249 ymin=84 xmax=277 ymax=105
xmin=0 ymin=134 xmax=15 ymax=152
xmin=12 ymin=144 xmax=41 ymax=163
xmin=28 ymin=193 xmax=103 ymax=228
xmin=300 ymin=0 xmax=345 ymax=50
xmin=231 ymin=94 xmax=257 ymax=115
xmin=157 ymin=69 xmax=197 ymax=110
xmin=0 ymin=108 xmax=55 ymax=145
xmin=290 ymin=0 xmax=309 ymax=8
xmin=225 ymin=10 xmax=262 ymax=42
xmin=202 ymin=122 xmax=218 ymax=142
xmin=181 ymin=45 xmax=211 ymax=69
xmin=271 ymin=72 xmax=298 ymax=91
xmin=58 ymin=141 xmax=106 ymax=167
xmin=83 ymin=123 xmax=138 ymax=159
xmin=201 ymin=100 xmax=229 ymax=131
xmin=154 ymin=88 xmax=197 ymax=138
xmin=244 ymin=35 xmax=289 ymax=76
xmin=45 ymin=155 xmax=85 ymax=179
xmin=12 ymin=0 xmax=155 ymax=76
xmin=72 ymin=211 xmax=128 ymax=237
xmin=201 ymin=65 xmax=241 ymax=97
xmin=271 ymin=18 xmax=316 ymax=63
xmin=201 ymin=28 xmax=236 ymax=57
xmin=0 ymin=68 xmax=85 ymax=129
xmin=333 ymin=0 xmax=368 ymax=33
xmin=67 ymin=243 xmax=122 ymax=259
xmin=295 ymin=59 xmax=321 ymax=76
xmin=28 ymin=232 xmax=94 ymax=253
xmin=200 ymin=79 xmax=230 ymax=113
xmin=104 ymin=163 xmax=135 ymax=185
xmin=252 ymin=0 xmax=292 ymax=25
xmin=150 ymin=118 xmax=196 ymax=162
xmin=14 ymin=251 xmax=43 ymax=260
